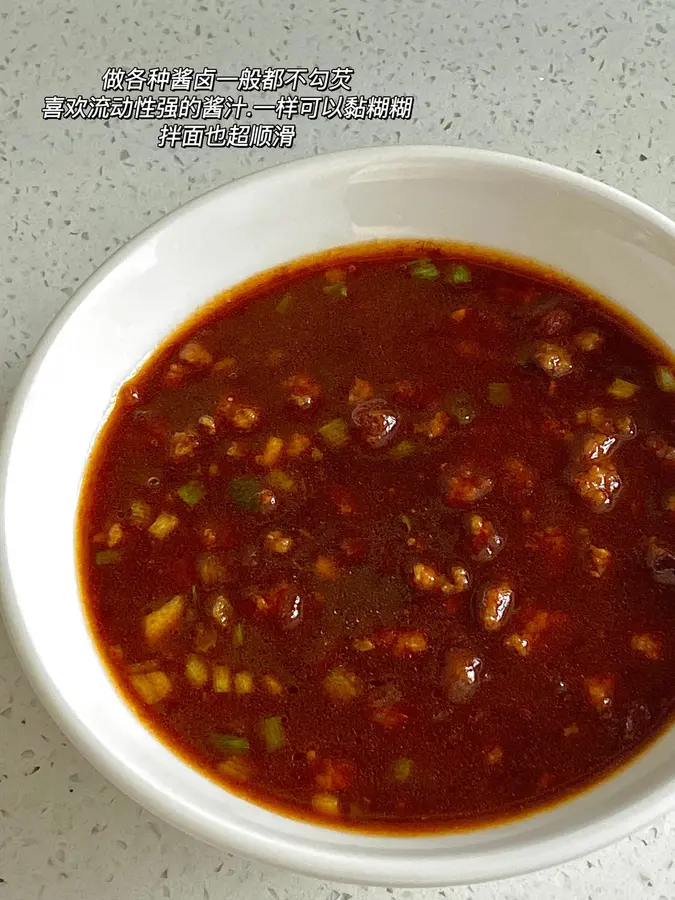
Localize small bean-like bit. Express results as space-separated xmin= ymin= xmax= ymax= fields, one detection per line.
xmin=663 ymin=490 xmax=675 ymax=512
xmin=391 ymin=630 xmax=428 ymax=658
xmin=441 ymin=565 xmax=471 ymax=595
xmin=586 ymin=544 xmax=611 ymax=578
xmin=169 ymin=430 xmax=200 ymax=459
xmin=285 ymin=373 xmax=322 ymax=410
xmin=443 ymin=649 xmax=482 ymax=703
xmin=256 ymin=436 xmax=284 ymax=468
xmin=265 ymin=530 xmax=294 ymax=554
xmin=219 ymin=395 xmax=261 ymax=432
xmin=631 ymin=633 xmax=662 ymax=661
xmin=575 ymin=330 xmax=603 ymax=352
xmin=534 ymin=342 xmax=574 ymax=378
xmin=197 ymin=553 xmax=228 ymax=587
xmin=572 ymin=460 xmax=622 ymax=510
xmin=211 ymin=594 xmax=235 ymax=629
xmin=486 ymin=746 xmax=503 ymax=765
xmin=323 ymin=667 xmax=362 ymax=702
xmin=234 ymin=671 xmax=255 ymax=694
xmin=107 ymin=523 xmax=123 ymax=548
xmin=348 ymin=377 xmax=374 ymax=403
xmin=314 ymin=759 xmax=356 ymax=792
xmin=475 ymin=581 xmax=515 ymax=632
xmin=179 ymin=341 xmax=212 ymax=367
xmin=415 ymin=410 xmax=450 ymax=439
xmin=444 ymin=467 xmax=494 ymax=507
xmin=578 ymin=432 xmax=618 ymax=462
xmin=584 ymin=675 xmax=615 ymax=712
xmin=198 ymin=414 xmax=217 ymax=435
xmin=412 ymin=562 xmax=440 ymax=591
xmin=312 ymin=793 xmax=340 ymax=817
xmin=564 ymin=724 xmax=579 ymax=737
xmin=465 ymin=514 xmax=504 ymax=562
xmin=232 ymin=406 xmax=260 ymax=431
xmin=352 ymin=399 xmax=401 ymax=448
xmin=226 ymin=441 xmax=248 ymax=458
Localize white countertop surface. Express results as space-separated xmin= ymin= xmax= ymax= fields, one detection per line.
xmin=2 ymin=0 xmax=675 ymax=896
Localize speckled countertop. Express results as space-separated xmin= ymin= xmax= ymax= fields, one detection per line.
xmin=2 ymin=0 xmax=675 ymax=897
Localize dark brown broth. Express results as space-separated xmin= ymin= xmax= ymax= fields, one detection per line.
xmin=78 ymin=242 xmax=675 ymax=833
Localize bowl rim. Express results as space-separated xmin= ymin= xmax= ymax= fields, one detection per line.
xmin=4 ymin=144 xmax=675 ymax=887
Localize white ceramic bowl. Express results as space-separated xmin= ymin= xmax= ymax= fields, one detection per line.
xmin=4 ymin=146 xmax=675 ymax=887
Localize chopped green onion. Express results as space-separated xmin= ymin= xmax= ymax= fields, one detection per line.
xmin=234 ymin=671 xmax=255 ymax=694
xmin=148 ymin=511 xmax=179 ymax=540
xmin=323 ymin=282 xmax=347 ymax=298
xmin=400 ymin=514 xmax=413 ymax=533
xmin=446 ymin=393 xmax=475 ymax=425
xmin=177 ymin=480 xmax=205 ymax=506
xmin=318 ymin=418 xmax=349 ymax=448
xmin=488 ymin=383 xmax=512 ymax=407
xmin=232 ymin=622 xmax=244 ymax=648
xmin=655 ymin=366 xmax=675 ymax=392
xmin=229 ymin=476 xmax=262 ymax=511
xmin=389 ymin=439 xmax=416 ymax=459
xmin=212 ymin=665 xmax=231 ymax=693
xmin=185 ymin=654 xmax=209 ymax=688
xmin=393 ymin=757 xmax=413 ymax=782
xmin=608 ymin=377 xmax=639 ymax=400
xmin=275 ymin=292 xmax=293 ymax=314
xmin=448 ymin=263 xmax=472 ymax=284
xmin=262 ymin=716 xmax=286 ymax=752
xmin=129 ymin=500 xmax=153 ymax=528
xmin=211 ymin=733 xmax=249 ymax=754
xmin=95 ymin=549 xmax=121 ymax=565
xmin=408 ymin=259 xmax=440 ymax=280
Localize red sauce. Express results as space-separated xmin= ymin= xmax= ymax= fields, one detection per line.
xmin=78 ymin=241 xmax=675 ymax=833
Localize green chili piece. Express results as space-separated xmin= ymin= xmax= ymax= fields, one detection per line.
xmin=262 ymin=716 xmax=286 ymax=752
xmin=408 ymin=259 xmax=440 ymax=280
xmin=230 ymin=476 xmax=262 ymax=511
xmin=95 ymin=549 xmax=121 ymax=565
xmin=211 ymin=733 xmax=249 ymax=754
xmin=177 ymin=480 xmax=205 ymax=506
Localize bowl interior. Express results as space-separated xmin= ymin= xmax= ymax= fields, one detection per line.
xmin=4 ymin=146 xmax=675 ymax=886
